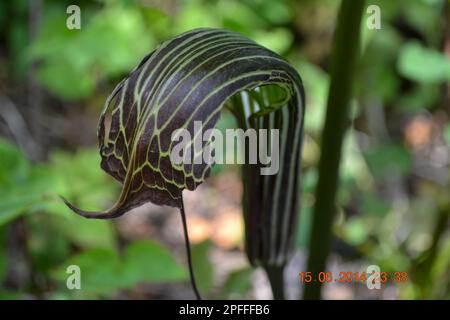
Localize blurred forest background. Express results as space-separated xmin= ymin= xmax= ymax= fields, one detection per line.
xmin=0 ymin=0 xmax=449 ymax=299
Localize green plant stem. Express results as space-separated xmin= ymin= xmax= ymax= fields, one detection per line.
xmin=179 ymin=196 xmax=202 ymax=300
xmin=264 ymin=265 xmax=285 ymax=300
xmin=304 ymin=0 xmax=366 ymax=300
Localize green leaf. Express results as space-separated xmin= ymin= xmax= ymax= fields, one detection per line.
xmin=0 ymin=139 xmax=53 ymax=225
xmin=191 ymin=240 xmax=214 ymax=291
xmin=398 ymin=41 xmax=450 ymax=84
xmin=258 ymin=1 xmax=292 ymax=25
xmin=0 ymin=138 xmax=29 ymax=186
xmin=365 ymin=143 xmax=412 ymax=177
xmin=122 ymin=240 xmax=187 ymax=284
xmin=219 ymin=267 xmax=254 ymax=299
xmin=402 ymin=0 xmax=443 ymax=43
xmin=36 ymin=60 xmax=95 ymax=99
xmin=55 ymin=248 xmax=123 ymax=293
xmin=253 ymin=28 xmax=293 ymax=55
xmin=49 ymin=214 xmax=117 ymax=250
xmin=343 ymin=217 xmax=369 ymax=246
xmin=0 ymin=195 xmax=35 ymax=225
xmin=362 ymin=194 xmax=390 ymax=217
xmin=397 ymin=84 xmax=439 ymax=112
xmin=293 ymin=61 xmax=328 ymax=133
xmin=29 ymin=5 xmax=153 ymax=100
xmin=53 ymin=240 xmax=187 ymax=294
xmin=174 ymin=1 xmax=220 ymax=33
xmin=24 ymin=214 xmax=70 ymax=275
xmin=49 ymin=148 xmax=118 ymax=211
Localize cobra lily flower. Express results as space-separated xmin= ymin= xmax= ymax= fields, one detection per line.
xmin=63 ymin=28 xmax=305 ymax=299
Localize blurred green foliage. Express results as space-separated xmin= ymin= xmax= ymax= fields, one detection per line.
xmin=0 ymin=0 xmax=449 ymax=299
xmin=52 ymin=240 xmax=187 ymax=295
xmin=398 ymin=41 xmax=450 ymax=83
xmin=0 ymin=138 xmax=188 ymax=298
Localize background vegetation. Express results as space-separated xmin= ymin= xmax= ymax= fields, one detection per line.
xmin=0 ymin=0 xmax=449 ymax=299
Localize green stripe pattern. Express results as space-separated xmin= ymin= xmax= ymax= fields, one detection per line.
xmin=63 ymin=28 xmax=305 ymax=267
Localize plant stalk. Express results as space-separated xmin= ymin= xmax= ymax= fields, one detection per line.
xmin=179 ymin=196 xmax=202 ymax=300
xmin=264 ymin=265 xmax=286 ymax=300
xmin=304 ymin=0 xmax=366 ymax=300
